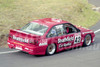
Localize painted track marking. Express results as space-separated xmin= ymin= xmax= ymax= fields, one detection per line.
xmin=94 ymin=29 xmax=100 ymax=33
xmin=0 ymin=50 xmax=20 ymax=55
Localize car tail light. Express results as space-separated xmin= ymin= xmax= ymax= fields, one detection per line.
xmin=29 ymin=40 xmax=34 ymax=44
xmin=8 ymin=34 xmax=13 ymax=38
xmin=29 ymin=40 xmax=38 ymax=45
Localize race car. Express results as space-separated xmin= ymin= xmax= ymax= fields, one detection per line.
xmin=7 ymin=18 xmax=95 ymax=55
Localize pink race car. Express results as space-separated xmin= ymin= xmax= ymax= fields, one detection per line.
xmin=7 ymin=18 xmax=95 ymax=55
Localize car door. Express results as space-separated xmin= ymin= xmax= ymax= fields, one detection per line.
xmin=47 ymin=24 xmax=75 ymax=51
xmin=47 ymin=24 xmax=67 ymax=52
xmin=63 ymin=23 xmax=82 ymax=48
xmin=56 ymin=24 xmax=75 ymax=51
xmin=47 ymin=23 xmax=81 ymax=52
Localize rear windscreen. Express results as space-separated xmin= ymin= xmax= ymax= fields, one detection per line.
xmin=21 ymin=22 xmax=48 ymax=36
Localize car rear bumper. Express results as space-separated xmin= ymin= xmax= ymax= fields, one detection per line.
xmin=7 ymin=41 xmax=47 ymax=55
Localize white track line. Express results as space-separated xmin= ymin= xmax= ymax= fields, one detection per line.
xmin=0 ymin=50 xmax=20 ymax=55
xmin=0 ymin=29 xmax=100 ymax=55
xmin=94 ymin=29 xmax=100 ymax=33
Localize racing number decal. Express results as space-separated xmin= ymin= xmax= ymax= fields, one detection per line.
xmin=74 ymin=34 xmax=81 ymax=44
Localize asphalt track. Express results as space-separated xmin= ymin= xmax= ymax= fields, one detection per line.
xmin=0 ymin=0 xmax=100 ymax=67
xmin=88 ymin=0 xmax=100 ymax=7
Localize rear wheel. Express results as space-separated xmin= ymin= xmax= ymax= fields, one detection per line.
xmin=83 ymin=34 xmax=92 ymax=46
xmin=46 ymin=44 xmax=56 ymax=55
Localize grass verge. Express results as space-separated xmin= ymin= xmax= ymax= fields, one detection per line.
xmin=0 ymin=0 xmax=100 ymax=47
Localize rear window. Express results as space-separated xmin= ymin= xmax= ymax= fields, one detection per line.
xmin=21 ymin=22 xmax=48 ymax=36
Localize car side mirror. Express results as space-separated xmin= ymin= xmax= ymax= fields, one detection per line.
xmin=77 ymin=29 xmax=80 ymax=32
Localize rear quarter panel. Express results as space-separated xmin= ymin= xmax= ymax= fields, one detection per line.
xmin=79 ymin=27 xmax=95 ymax=43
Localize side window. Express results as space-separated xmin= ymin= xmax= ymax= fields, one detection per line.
xmin=47 ymin=27 xmax=57 ymax=37
xmin=47 ymin=24 xmax=65 ymax=37
xmin=55 ymin=25 xmax=65 ymax=36
xmin=64 ymin=23 xmax=77 ymax=34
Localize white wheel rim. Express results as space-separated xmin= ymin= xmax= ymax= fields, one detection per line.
xmin=48 ymin=44 xmax=56 ymax=55
xmin=86 ymin=35 xmax=91 ymax=46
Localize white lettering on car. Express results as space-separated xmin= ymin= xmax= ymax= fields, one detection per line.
xmin=39 ymin=42 xmax=47 ymax=46
xmin=39 ymin=39 xmax=47 ymax=46
xmin=82 ymin=31 xmax=93 ymax=34
xmin=74 ymin=33 xmax=81 ymax=44
xmin=58 ymin=36 xmax=74 ymax=43
xmin=59 ymin=43 xmax=72 ymax=48
xmin=13 ymin=35 xmax=29 ymax=43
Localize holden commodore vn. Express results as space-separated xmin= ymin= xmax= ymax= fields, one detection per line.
xmin=7 ymin=18 xmax=95 ymax=55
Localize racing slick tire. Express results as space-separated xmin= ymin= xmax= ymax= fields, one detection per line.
xmin=46 ymin=44 xmax=56 ymax=55
xmin=83 ymin=34 xmax=92 ymax=46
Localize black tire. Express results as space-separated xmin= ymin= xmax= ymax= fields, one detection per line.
xmin=83 ymin=34 xmax=92 ymax=46
xmin=46 ymin=44 xmax=56 ymax=55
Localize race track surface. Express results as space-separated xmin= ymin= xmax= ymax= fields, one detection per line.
xmin=88 ymin=0 xmax=100 ymax=7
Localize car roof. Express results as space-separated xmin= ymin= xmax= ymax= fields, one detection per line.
xmin=31 ymin=18 xmax=70 ymax=27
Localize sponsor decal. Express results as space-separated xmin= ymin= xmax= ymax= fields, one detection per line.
xmin=74 ymin=33 xmax=81 ymax=44
xmin=59 ymin=43 xmax=72 ymax=48
xmin=14 ymin=42 xmax=24 ymax=46
xmin=82 ymin=31 xmax=93 ymax=34
xmin=13 ymin=35 xmax=29 ymax=43
xmin=58 ymin=36 xmax=74 ymax=43
xmin=15 ymin=46 xmax=22 ymax=50
xmin=25 ymin=47 xmax=29 ymax=50
xmin=39 ymin=42 xmax=47 ymax=46
xmin=39 ymin=39 xmax=47 ymax=46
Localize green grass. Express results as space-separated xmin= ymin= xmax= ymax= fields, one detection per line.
xmin=0 ymin=0 xmax=100 ymax=47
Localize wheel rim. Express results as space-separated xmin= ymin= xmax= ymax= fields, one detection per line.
xmin=86 ymin=35 xmax=91 ymax=46
xmin=48 ymin=44 xmax=56 ymax=55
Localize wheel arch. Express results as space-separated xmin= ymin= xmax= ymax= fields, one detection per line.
xmin=83 ymin=34 xmax=92 ymax=46
xmin=45 ymin=43 xmax=57 ymax=55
